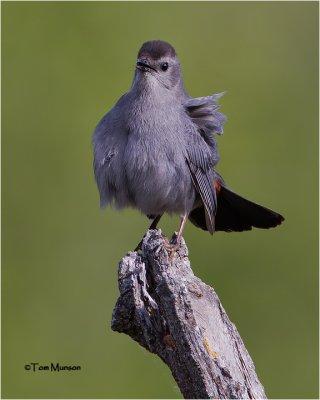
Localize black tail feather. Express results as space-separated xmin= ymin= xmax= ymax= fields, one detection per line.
xmin=189 ymin=186 xmax=284 ymax=233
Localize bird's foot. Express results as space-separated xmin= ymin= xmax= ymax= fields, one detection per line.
xmin=163 ymin=234 xmax=181 ymax=259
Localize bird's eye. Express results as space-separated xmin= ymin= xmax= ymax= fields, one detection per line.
xmin=160 ymin=62 xmax=169 ymax=71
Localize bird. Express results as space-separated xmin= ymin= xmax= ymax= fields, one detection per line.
xmin=92 ymin=40 xmax=284 ymax=251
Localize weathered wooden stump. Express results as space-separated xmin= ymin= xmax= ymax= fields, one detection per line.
xmin=112 ymin=229 xmax=266 ymax=399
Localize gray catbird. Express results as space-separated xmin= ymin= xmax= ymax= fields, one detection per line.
xmin=93 ymin=40 xmax=284 ymax=249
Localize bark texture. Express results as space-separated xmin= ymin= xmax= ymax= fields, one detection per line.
xmin=111 ymin=229 xmax=266 ymax=399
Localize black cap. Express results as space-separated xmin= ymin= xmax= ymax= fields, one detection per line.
xmin=138 ymin=40 xmax=176 ymax=60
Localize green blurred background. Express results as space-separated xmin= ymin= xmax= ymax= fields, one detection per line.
xmin=2 ymin=1 xmax=318 ymax=398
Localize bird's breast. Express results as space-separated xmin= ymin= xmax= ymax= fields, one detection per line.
xmin=123 ymin=105 xmax=195 ymax=215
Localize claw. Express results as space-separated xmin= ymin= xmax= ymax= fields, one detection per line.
xmin=163 ymin=236 xmax=181 ymax=259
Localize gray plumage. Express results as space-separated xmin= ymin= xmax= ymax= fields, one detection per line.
xmin=93 ymin=40 xmax=284 ymax=236
xmin=93 ymin=40 xmax=225 ymax=232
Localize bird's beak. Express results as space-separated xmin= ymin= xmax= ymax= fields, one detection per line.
xmin=136 ymin=59 xmax=156 ymax=72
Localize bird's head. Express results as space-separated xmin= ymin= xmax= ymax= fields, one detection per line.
xmin=134 ymin=40 xmax=182 ymax=91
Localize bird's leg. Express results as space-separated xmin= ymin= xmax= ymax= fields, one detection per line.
xmin=134 ymin=214 xmax=163 ymax=251
xmin=149 ymin=214 xmax=162 ymax=230
xmin=173 ymin=213 xmax=188 ymax=245
xmin=164 ymin=213 xmax=188 ymax=257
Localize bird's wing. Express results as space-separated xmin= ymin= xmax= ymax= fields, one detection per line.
xmin=186 ymin=155 xmax=216 ymax=234
xmin=184 ymin=93 xmax=226 ymax=159
xmin=92 ymin=96 xmax=128 ymax=207
xmin=184 ymin=92 xmax=226 ymax=134
xmin=184 ymin=93 xmax=227 ymax=233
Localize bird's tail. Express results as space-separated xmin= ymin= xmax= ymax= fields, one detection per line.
xmin=189 ymin=178 xmax=284 ymax=233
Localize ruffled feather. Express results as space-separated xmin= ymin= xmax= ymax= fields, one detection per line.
xmin=184 ymin=92 xmax=227 ymax=136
